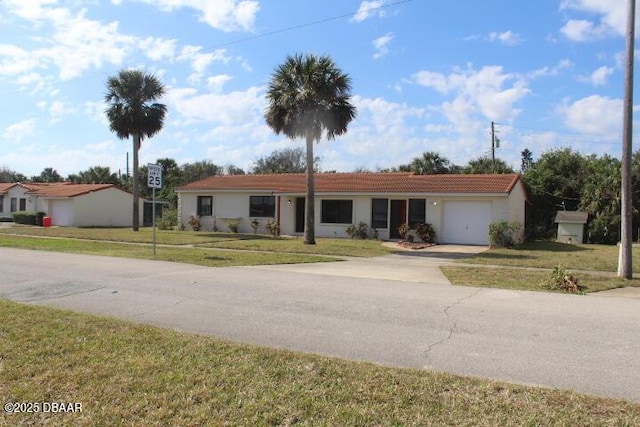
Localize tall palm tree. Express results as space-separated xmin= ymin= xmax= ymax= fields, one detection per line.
xmin=105 ymin=69 xmax=167 ymax=231
xmin=265 ymin=53 xmax=356 ymax=244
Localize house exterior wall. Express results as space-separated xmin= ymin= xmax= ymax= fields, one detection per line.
xmin=507 ymin=182 xmax=527 ymax=238
xmin=177 ymin=188 xmax=526 ymax=243
xmin=64 ymin=188 xmax=142 ymax=227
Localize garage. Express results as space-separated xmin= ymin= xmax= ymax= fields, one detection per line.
xmin=50 ymin=200 xmax=74 ymax=226
xmin=443 ymin=201 xmax=492 ymax=245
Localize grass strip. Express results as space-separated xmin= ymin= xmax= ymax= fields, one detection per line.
xmin=441 ymin=266 xmax=640 ymax=293
xmin=201 ymin=237 xmax=395 ymax=257
xmin=0 ymin=235 xmax=337 ymax=267
xmin=0 ymin=227 xmax=394 ymax=257
xmin=1 ymin=300 xmax=638 ymax=426
xmin=459 ymin=241 xmax=640 ymax=273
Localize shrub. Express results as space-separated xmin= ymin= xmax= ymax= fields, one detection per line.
xmin=397 ymin=223 xmax=409 ymax=240
xmin=12 ymin=211 xmax=44 ymax=226
xmin=188 ymin=215 xmax=201 ymax=231
xmin=415 ymin=223 xmax=436 ymax=243
xmin=265 ymin=220 xmax=280 ymax=237
xmin=345 ymin=222 xmax=369 ymax=239
xmin=488 ymin=221 xmax=522 ymax=248
xmin=541 ymin=265 xmax=584 ymax=293
xmin=250 ymin=218 xmax=260 ymax=234
xmin=157 ymin=207 xmax=178 ymax=230
xmin=228 ymin=220 xmax=240 ymax=233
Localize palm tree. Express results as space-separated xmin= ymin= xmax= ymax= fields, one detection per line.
xmin=265 ymin=53 xmax=356 ymax=244
xmin=410 ymin=151 xmax=451 ymax=174
xmin=105 ymin=70 xmax=167 ymax=231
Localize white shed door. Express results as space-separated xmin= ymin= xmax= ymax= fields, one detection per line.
xmin=443 ymin=202 xmax=492 ymax=245
xmin=51 ymin=200 xmax=73 ymax=226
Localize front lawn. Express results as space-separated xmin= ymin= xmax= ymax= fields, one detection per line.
xmin=0 ymin=235 xmax=337 ymax=267
xmin=441 ymin=266 xmax=640 ymax=293
xmin=459 ymin=241 xmax=640 ymax=273
xmin=0 ymin=226 xmax=394 ymax=257
xmin=1 ymin=300 xmax=638 ymax=426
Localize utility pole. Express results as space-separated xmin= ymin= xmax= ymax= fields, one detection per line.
xmin=491 ymin=122 xmax=500 ymax=173
xmin=619 ymin=0 xmax=635 ymax=279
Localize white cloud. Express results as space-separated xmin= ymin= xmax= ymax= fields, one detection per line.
xmin=166 ymin=85 xmax=265 ymax=125
xmin=206 ymin=74 xmax=233 ymax=92
xmin=2 ymin=118 xmax=37 ymax=142
xmin=139 ymin=37 xmax=178 ymax=61
xmin=48 ymin=101 xmax=75 ymax=123
xmin=560 ymin=19 xmax=609 ymax=41
xmin=350 ymin=1 xmax=385 ymax=23
xmin=127 ymin=0 xmax=259 ymax=32
xmin=579 ymin=65 xmax=614 ymax=86
xmin=560 ymin=0 xmax=626 ymax=35
xmin=372 ymin=32 xmax=394 ymax=59
xmin=528 ymin=59 xmax=572 ymax=79
xmin=413 ymin=65 xmax=531 ymax=122
xmin=179 ymin=46 xmax=230 ymax=85
xmin=558 ymin=95 xmax=621 ymax=134
xmin=487 ymin=30 xmax=523 ymax=46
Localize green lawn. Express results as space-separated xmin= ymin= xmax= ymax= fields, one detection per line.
xmin=0 ymin=226 xmax=394 ymax=257
xmin=0 ymin=235 xmax=337 ymax=267
xmin=1 ymin=300 xmax=638 ymax=426
xmin=459 ymin=241 xmax=640 ymax=273
xmin=441 ymin=266 xmax=640 ymax=293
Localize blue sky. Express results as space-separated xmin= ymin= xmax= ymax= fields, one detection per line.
xmin=0 ymin=0 xmax=633 ymax=177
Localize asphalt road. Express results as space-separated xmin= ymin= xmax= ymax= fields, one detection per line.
xmin=1 ymin=247 xmax=639 ymax=403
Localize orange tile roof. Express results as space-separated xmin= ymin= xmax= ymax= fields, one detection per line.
xmin=23 ymin=183 xmax=117 ymax=198
xmin=0 ymin=183 xmax=18 ymax=194
xmin=178 ymin=173 xmax=522 ymax=194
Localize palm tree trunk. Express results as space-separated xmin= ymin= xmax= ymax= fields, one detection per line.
xmin=304 ymin=134 xmax=316 ymax=244
xmin=132 ymin=134 xmax=140 ymax=231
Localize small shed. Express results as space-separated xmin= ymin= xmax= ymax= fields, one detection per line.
xmin=555 ymin=211 xmax=588 ymax=244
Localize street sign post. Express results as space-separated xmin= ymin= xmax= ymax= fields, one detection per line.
xmin=147 ymin=164 xmax=163 ymax=255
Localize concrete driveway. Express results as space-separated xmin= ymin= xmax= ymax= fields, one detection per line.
xmin=252 ymin=244 xmax=488 ymax=284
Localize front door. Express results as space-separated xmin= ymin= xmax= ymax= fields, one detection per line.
xmin=295 ymin=197 xmax=305 ymax=233
xmin=389 ymin=200 xmax=407 ymax=239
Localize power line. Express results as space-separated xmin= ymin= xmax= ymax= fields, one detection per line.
xmin=0 ymin=0 xmax=413 ymax=99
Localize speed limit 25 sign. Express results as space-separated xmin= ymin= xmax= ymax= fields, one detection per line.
xmin=147 ymin=164 xmax=162 ymax=189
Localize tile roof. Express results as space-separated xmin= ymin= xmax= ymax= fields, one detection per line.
xmin=0 ymin=183 xmax=17 ymax=194
xmin=0 ymin=182 xmax=117 ymax=198
xmin=555 ymin=211 xmax=588 ymax=224
xmin=25 ymin=183 xmax=116 ymax=198
xmin=178 ymin=172 xmax=523 ymax=195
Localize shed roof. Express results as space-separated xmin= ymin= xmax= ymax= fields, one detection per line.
xmin=178 ymin=172 xmax=523 ymax=195
xmin=555 ymin=211 xmax=588 ymax=224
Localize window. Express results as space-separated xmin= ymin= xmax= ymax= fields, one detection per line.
xmin=321 ymin=200 xmax=353 ymax=224
xmin=19 ymin=198 xmax=26 ymax=211
xmin=197 ymin=196 xmax=213 ymax=216
xmin=0 ymin=196 xmax=3 ymax=213
xmin=408 ymin=199 xmax=426 ymax=228
xmin=371 ymin=198 xmax=388 ymax=229
xmin=249 ymin=196 xmax=275 ymax=217
xmin=10 ymin=198 xmax=17 ymax=212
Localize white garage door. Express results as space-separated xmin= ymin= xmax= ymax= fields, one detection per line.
xmin=443 ymin=201 xmax=492 ymax=245
xmin=51 ymin=200 xmax=74 ymax=226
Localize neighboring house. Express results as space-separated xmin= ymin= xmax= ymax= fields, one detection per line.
xmin=555 ymin=211 xmax=588 ymax=244
xmin=177 ymin=173 xmax=529 ymax=245
xmin=0 ymin=182 xmax=144 ymax=227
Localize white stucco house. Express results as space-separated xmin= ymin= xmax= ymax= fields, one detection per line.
xmin=0 ymin=182 xmax=144 ymax=227
xmin=176 ymin=173 xmax=529 ymax=245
